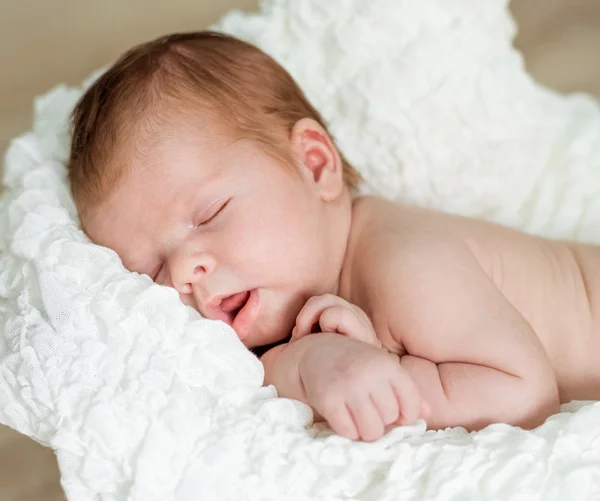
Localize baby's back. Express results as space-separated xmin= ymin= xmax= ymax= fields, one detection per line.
xmin=352 ymin=196 xmax=600 ymax=403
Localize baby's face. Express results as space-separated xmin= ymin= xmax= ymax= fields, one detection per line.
xmin=85 ymin=125 xmax=344 ymax=348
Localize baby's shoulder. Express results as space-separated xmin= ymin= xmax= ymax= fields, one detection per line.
xmin=346 ymin=196 xmax=497 ymax=305
xmin=345 ymin=198 xmax=441 ymax=303
xmin=346 ymin=197 xmax=469 ymax=351
xmin=349 ymin=196 xmax=451 ymax=264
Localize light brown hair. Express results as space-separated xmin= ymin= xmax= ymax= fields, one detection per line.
xmin=67 ymin=31 xmax=361 ymax=218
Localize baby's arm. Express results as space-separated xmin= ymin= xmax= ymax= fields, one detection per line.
xmin=372 ymin=237 xmax=560 ymax=431
xmin=259 ymin=333 xmax=381 ymax=420
xmin=260 ymin=332 xmax=426 ymax=439
xmin=259 ymin=339 xmax=310 ymax=410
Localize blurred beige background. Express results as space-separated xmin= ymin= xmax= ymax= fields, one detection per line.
xmin=0 ymin=0 xmax=599 ymax=499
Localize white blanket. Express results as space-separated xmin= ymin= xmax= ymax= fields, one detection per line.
xmin=2 ymin=0 xmax=600 ymax=500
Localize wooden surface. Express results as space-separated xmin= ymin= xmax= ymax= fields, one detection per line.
xmin=0 ymin=0 xmax=599 ymax=499
xmin=0 ymin=0 xmax=260 ymax=171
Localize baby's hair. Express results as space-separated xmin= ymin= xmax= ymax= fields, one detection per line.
xmin=68 ymin=31 xmax=361 ymax=217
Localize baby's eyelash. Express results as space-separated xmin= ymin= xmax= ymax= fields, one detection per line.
xmin=197 ymin=198 xmax=231 ymax=227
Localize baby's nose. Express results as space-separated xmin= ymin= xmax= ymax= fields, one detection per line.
xmin=171 ymin=251 xmax=216 ymax=295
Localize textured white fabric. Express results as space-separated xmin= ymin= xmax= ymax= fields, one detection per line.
xmin=2 ymin=0 xmax=600 ymax=499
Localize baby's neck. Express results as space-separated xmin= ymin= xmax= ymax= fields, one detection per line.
xmin=336 ymin=194 xmax=365 ymax=302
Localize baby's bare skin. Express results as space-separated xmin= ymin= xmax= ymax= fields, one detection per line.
xmin=343 ymin=195 xmax=600 ymax=404
xmin=84 ymin=112 xmax=593 ymax=438
xmin=73 ymin=32 xmax=593 ymax=440
xmin=267 ymin=193 xmax=600 ymax=438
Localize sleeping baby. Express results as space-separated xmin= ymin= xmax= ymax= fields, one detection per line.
xmin=68 ymin=31 xmax=600 ymax=441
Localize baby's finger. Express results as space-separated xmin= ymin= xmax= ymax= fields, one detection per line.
xmin=419 ymin=399 xmax=431 ymax=420
xmin=318 ymin=305 xmax=363 ymax=339
xmin=347 ymin=395 xmax=385 ymax=442
xmin=390 ymin=372 xmax=422 ymax=426
xmin=326 ymin=403 xmax=359 ymax=441
xmin=368 ymin=385 xmax=401 ymax=426
xmin=293 ymin=294 xmax=344 ymax=340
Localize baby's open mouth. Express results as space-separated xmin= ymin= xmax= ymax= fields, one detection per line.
xmin=220 ymin=291 xmax=251 ymax=321
xmin=213 ymin=289 xmax=260 ymax=342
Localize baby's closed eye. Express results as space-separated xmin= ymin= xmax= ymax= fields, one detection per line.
xmin=194 ymin=197 xmax=231 ymax=227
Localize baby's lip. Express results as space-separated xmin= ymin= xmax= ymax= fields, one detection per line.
xmin=220 ymin=291 xmax=250 ymax=313
xmin=232 ymin=289 xmax=260 ymax=341
xmin=202 ymin=291 xmax=249 ymax=326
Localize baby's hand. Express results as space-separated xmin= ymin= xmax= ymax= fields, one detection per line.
xmin=292 ymin=294 xmax=381 ymax=348
xmin=298 ymin=334 xmax=428 ymax=441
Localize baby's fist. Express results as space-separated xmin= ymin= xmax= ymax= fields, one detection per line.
xmin=299 ymin=334 xmax=426 ymax=441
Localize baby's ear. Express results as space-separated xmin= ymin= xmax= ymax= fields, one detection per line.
xmin=290 ymin=118 xmax=345 ymax=202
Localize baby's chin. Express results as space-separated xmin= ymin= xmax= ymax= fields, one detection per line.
xmin=238 ymin=289 xmax=306 ymax=349
xmin=242 ymin=318 xmax=294 ymax=350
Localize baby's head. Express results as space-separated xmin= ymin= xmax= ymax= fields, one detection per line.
xmin=68 ymin=31 xmax=361 ymax=347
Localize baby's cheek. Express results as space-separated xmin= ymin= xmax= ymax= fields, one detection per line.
xmin=178 ymin=292 xmax=199 ymax=311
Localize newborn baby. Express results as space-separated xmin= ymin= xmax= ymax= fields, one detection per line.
xmin=69 ymin=31 xmax=600 ymax=442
